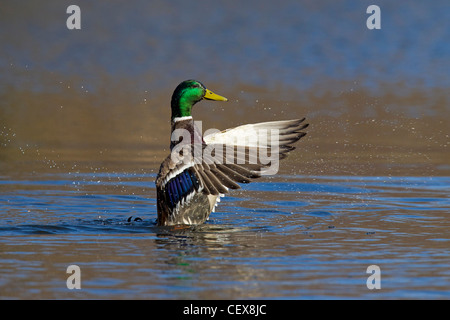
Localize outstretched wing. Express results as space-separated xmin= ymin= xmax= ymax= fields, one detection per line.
xmin=156 ymin=118 xmax=308 ymax=215
xmin=204 ymin=118 xmax=308 ymax=151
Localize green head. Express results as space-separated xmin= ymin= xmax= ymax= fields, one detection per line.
xmin=171 ymin=80 xmax=228 ymax=120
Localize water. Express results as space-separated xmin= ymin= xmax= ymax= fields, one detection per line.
xmin=1 ymin=172 xmax=449 ymax=299
xmin=1 ymin=0 xmax=449 ymax=299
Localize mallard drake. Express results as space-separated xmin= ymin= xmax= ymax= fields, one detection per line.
xmin=155 ymin=80 xmax=308 ymax=226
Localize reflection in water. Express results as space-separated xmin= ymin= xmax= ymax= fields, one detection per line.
xmin=155 ymin=224 xmax=266 ymax=250
xmin=153 ymin=224 xmax=279 ymax=299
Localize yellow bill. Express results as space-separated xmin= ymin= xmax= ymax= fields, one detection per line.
xmin=203 ymin=89 xmax=228 ymax=101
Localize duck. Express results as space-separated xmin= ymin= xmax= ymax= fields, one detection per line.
xmin=155 ymin=80 xmax=308 ymax=226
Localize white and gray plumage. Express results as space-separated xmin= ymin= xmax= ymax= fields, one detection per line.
xmin=155 ymin=80 xmax=308 ymax=226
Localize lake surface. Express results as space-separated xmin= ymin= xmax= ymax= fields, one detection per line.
xmin=1 ymin=172 xmax=449 ymax=299
xmin=1 ymin=0 xmax=449 ymax=299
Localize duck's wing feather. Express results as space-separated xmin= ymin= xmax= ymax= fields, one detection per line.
xmin=156 ymin=118 xmax=308 ymax=215
xmin=204 ymin=118 xmax=308 ymax=169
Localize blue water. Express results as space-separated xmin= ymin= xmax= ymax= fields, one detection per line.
xmin=1 ymin=173 xmax=448 ymax=299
